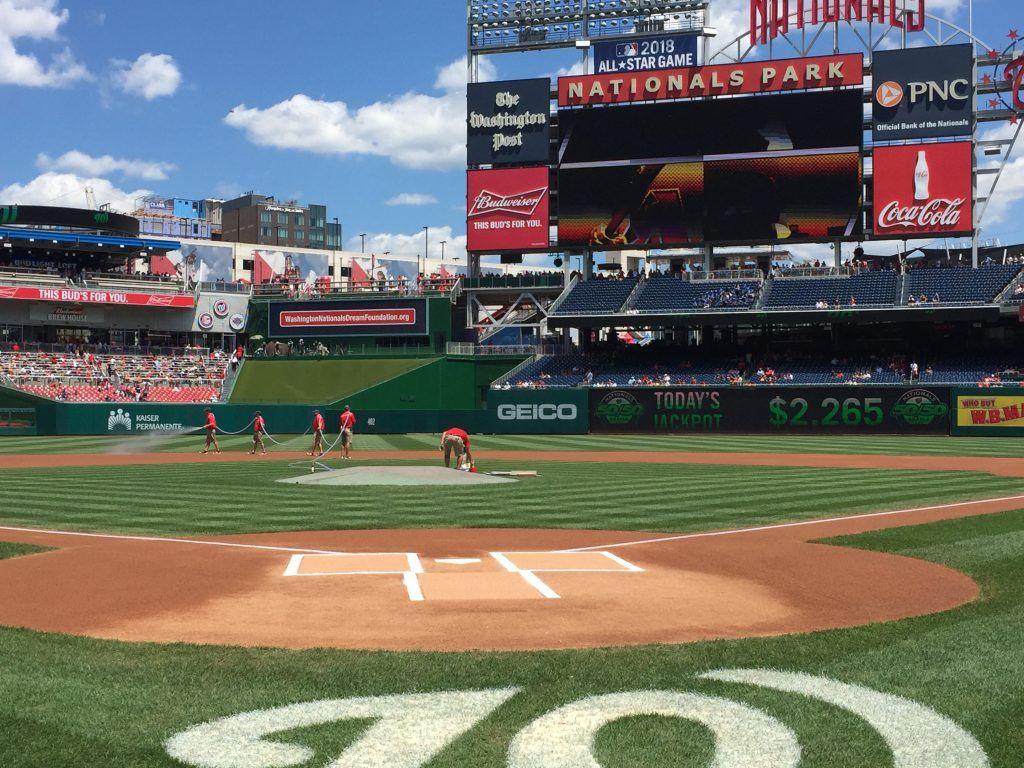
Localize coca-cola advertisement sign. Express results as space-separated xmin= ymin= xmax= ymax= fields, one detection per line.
xmin=467 ymin=167 xmax=550 ymax=252
xmin=873 ymin=142 xmax=973 ymax=237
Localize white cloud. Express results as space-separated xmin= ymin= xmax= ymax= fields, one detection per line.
xmin=111 ymin=52 xmax=181 ymax=100
xmin=976 ymin=122 xmax=1024 ymax=230
xmin=224 ymin=56 xmax=496 ymax=171
xmin=385 ymin=193 xmax=438 ymax=207
xmin=349 ymin=226 xmax=467 ymax=262
xmin=36 ymin=150 xmax=176 ymax=181
xmin=0 ymin=0 xmax=90 ymax=87
xmin=552 ymin=60 xmax=587 ymax=79
xmin=0 ymin=172 xmax=151 ymax=212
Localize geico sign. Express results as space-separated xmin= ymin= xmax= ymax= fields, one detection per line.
xmin=497 ymin=404 xmax=578 ymax=421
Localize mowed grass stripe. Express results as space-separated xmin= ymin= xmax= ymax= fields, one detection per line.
xmin=0 ymin=461 xmax=1020 ymax=537
xmin=6 ymin=432 xmax=1024 ymax=456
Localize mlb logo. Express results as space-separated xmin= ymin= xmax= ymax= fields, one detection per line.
xmin=616 ymin=42 xmax=638 ymax=57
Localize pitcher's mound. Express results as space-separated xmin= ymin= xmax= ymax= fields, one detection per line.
xmin=277 ymin=465 xmax=515 ymax=486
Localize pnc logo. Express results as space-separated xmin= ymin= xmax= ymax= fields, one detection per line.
xmin=875 ymin=81 xmax=904 ymax=108
xmin=496 ymin=404 xmax=578 ymax=422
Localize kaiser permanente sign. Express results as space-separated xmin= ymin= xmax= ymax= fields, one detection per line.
xmin=558 ymin=53 xmax=863 ymax=106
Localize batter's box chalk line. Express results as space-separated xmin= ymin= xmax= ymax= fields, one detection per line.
xmin=282 ymin=550 xmax=642 ymax=602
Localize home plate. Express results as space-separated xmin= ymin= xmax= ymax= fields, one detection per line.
xmin=277 ymin=466 xmax=516 ymax=486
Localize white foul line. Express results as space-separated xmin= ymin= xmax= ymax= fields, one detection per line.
xmin=558 ymin=493 xmax=1024 ymax=553
xmin=0 ymin=524 xmax=347 ymax=556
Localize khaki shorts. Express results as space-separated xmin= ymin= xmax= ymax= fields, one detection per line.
xmin=341 ymin=428 xmax=353 ymax=447
xmin=442 ymin=434 xmax=466 ymax=464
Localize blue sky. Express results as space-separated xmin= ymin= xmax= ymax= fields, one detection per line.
xmin=1 ymin=0 xmax=1023 ymax=263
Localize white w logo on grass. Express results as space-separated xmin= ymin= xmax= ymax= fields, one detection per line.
xmin=166 ymin=671 xmax=989 ymax=768
xmin=107 ymin=409 xmax=132 ymax=432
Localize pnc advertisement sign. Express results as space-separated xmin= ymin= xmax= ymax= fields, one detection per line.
xmin=558 ymin=53 xmax=863 ymax=107
xmin=873 ymin=142 xmax=973 ymax=237
xmin=872 ymin=44 xmax=974 ymax=141
xmin=467 ymin=78 xmax=551 ymax=166
xmin=593 ymin=33 xmax=698 ymax=74
xmin=467 ymin=167 xmax=550 ymax=252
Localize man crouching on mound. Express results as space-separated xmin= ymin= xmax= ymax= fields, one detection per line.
xmin=439 ymin=426 xmax=473 ymax=469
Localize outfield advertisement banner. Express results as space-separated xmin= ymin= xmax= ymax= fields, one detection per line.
xmin=952 ymin=389 xmax=1024 ymax=436
xmin=267 ymin=299 xmax=428 ymax=338
xmin=0 ymin=286 xmax=196 ymax=309
xmin=485 ymin=389 xmax=589 ymax=434
xmin=589 ymin=387 xmax=951 ymax=435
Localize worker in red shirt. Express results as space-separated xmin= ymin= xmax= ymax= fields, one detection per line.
xmin=250 ymin=411 xmax=267 ymax=456
xmin=439 ymin=426 xmax=472 ymax=469
xmin=339 ymin=405 xmax=357 ymax=460
xmin=201 ymin=409 xmax=220 ymax=455
xmin=308 ymin=410 xmax=326 ymax=457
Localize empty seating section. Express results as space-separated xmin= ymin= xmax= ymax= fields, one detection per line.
xmin=501 ymin=353 xmax=1020 ymax=388
xmin=554 ymin=277 xmax=638 ymax=315
xmin=903 ymin=265 xmax=1022 ymax=305
xmin=632 ymin=278 xmax=760 ymax=312
xmin=764 ymin=272 xmax=899 ymax=309
xmin=0 ymin=351 xmax=224 ymax=402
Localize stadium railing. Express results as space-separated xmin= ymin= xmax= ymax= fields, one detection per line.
xmin=0 ymin=342 xmax=212 ymax=357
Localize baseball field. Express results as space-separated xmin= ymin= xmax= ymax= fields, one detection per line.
xmin=1 ymin=433 xmax=1023 ymax=767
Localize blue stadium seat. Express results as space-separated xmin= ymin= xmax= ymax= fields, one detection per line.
xmin=903 ymin=265 xmax=1022 ymax=305
xmin=632 ymin=277 xmax=761 ymax=313
xmin=554 ymin=277 xmax=638 ymax=315
xmin=764 ymin=272 xmax=898 ymax=309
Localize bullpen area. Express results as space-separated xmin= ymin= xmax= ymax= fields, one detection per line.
xmin=1 ymin=433 xmax=1023 ymax=766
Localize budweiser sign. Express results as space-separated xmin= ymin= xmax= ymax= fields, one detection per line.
xmin=467 ymin=167 xmax=550 ymax=252
xmin=751 ymin=0 xmax=925 ymax=46
xmin=0 ymin=286 xmax=195 ymax=308
xmin=873 ymin=143 xmax=973 ymax=237
xmin=468 ymin=188 xmax=547 ymax=218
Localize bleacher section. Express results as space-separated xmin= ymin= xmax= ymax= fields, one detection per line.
xmin=632 ymin=277 xmax=760 ymax=313
xmin=0 ymin=351 xmax=225 ymax=403
xmin=500 ymin=352 xmax=1020 ymax=388
xmin=554 ymin=277 xmax=638 ymax=315
xmin=903 ymin=265 xmax=1022 ymax=305
xmin=764 ymin=272 xmax=899 ymax=309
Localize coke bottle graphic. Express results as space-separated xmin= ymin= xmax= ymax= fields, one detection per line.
xmin=914 ymin=150 xmax=930 ymax=202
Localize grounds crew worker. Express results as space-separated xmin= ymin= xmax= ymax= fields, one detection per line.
xmin=308 ymin=410 xmax=326 ymax=457
xmin=250 ymin=411 xmax=267 ymax=456
xmin=339 ymin=405 xmax=357 ymax=460
xmin=440 ymin=426 xmax=472 ymax=469
xmin=201 ymin=409 xmax=220 ymax=455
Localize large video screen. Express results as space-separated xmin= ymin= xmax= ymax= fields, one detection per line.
xmin=557 ymin=91 xmax=864 ymax=248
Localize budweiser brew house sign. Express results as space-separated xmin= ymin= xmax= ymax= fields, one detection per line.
xmin=873 ymin=142 xmax=973 ymax=236
xmin=751 ymin=0 xmax=926 ymax=45
xmin=467 ymin=168 xmax=550 ymax=252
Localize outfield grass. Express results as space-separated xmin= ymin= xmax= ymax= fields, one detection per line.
xmin=1 ymin=509 xmax=1022 ymax=767
xmin=0 ymin=459 xmax=1019 ymax=536
xmin=4 ymin=431 xmax=1024 ymax=457
xmin=229 ymin=357 xmax=435 ymax=404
